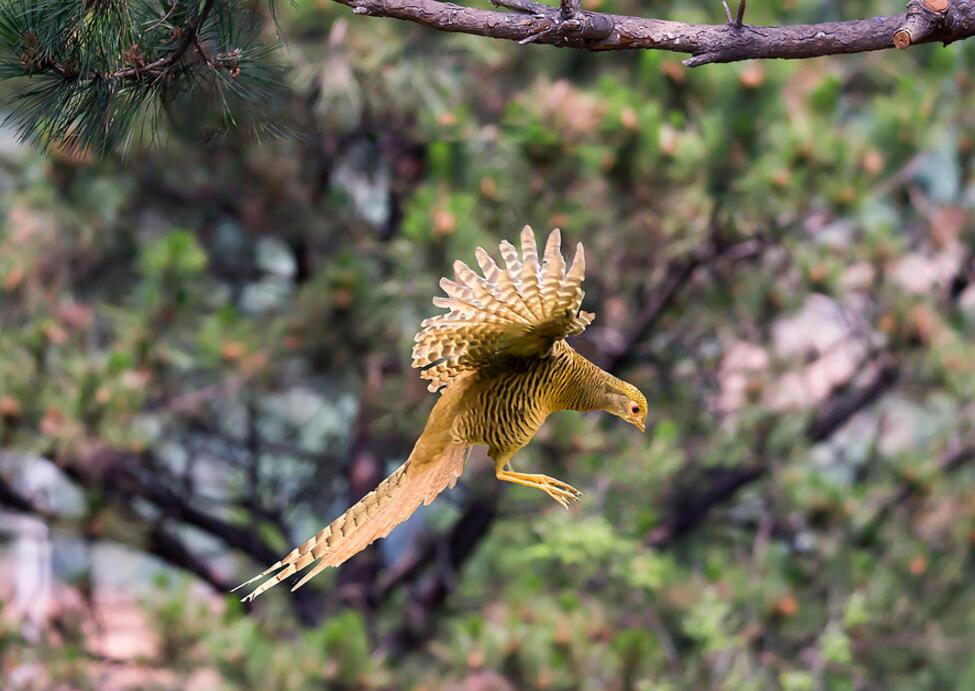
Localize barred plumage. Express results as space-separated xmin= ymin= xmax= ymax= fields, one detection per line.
xmin=412 ymin=226 xmax=594 ymax=393
xmin=235 ymin=226 xmax=646 ymax=602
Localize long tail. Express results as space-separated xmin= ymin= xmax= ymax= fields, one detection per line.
xmin=234 ymin=443 xmax=469 ymax=602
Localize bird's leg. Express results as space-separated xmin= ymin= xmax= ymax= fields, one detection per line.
xmin=492 ymin=451 xmax=583 ymax=509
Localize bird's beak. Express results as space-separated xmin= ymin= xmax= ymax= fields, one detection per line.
xmin=633 ymin=417 xmax=646 ymax=433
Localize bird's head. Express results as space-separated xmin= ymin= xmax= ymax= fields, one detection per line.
xmin=600 ymin=380 xmax=648 ymax=433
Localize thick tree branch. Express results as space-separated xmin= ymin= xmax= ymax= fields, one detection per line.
xmin=805 ymin=360 xmax=900 ymax=442
xmin=59 ymin=448 xmax=326 ymax=625
xmin=147 ymin=523 xmax=236 ymax=593
xmin=383 ymin=493 xmax=499 ymax=654
xmin=0 ymin=467 xmax=234 ymax=596
xmin=331 ymin=0 xmax=975 ymax=66
xmin=0 ymin=472 xmax=45 ymax=516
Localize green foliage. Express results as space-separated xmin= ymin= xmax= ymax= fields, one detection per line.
xmin=3 ymin=1 xmax=975 ymax=690
xmin=0 ymin=0 xmax=287 ymax=154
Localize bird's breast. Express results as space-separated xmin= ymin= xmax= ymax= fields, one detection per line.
xmin=455 ymin=360 xmax=561 ymax=450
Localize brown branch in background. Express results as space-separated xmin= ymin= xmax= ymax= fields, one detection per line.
xmin=646 ymin=357 xmax=901 ymax=548
xmin=0 ymin=472 xmax=47 ymax=516
xmin=331 ymin=0 xmax=975 ymax=66
xmin=148 ymin=524 xmax=236 ymax=593
xmin=603 ymin=235 xmax=767 ymax=372
xmin=646 ymin=463 xmax=766 ymax=548
xmin=59 ymin=448 xmax=327 ymax=625
xmin=857 ymin=441 xmax=975 ymax=544
xmin=383 ymin=491 xmax=500 ymax=654
xmin=805 ymin=360 xmax=900 ymax=442
xmin=0 ymin=464 xmax=235 ymax=596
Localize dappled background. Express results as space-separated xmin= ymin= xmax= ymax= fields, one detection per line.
xmin=2 ymin=0 xmax=975 ymax=689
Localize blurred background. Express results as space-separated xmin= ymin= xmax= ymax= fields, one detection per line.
xmin=2 ymin=0 xmax=975 ymax=689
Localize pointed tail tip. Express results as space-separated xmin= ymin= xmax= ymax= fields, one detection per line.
xmin=231 ymin=560 xmax=284 ymax=593
xmin=230 ymin=575 xmax=261 ymax=593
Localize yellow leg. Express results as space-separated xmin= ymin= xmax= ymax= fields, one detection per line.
xmin=492 ymin=452 xmax=582 ymax=509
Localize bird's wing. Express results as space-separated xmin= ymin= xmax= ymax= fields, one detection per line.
xmin=412 ymin=226 xmax=594 ymax=392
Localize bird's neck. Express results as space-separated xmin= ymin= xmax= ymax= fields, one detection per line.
xmin=554 ymin=345 xmax=624 ymax=413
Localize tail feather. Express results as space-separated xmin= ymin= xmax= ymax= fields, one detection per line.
xmin=236 ymin=444 xmax=469 ymax=602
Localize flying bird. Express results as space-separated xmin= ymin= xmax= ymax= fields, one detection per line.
xmin=235 ymin=226 xmax=648 ymax=601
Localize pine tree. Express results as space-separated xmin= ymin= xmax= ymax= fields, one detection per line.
xmin=0 ymin=0 xmax=286 ymax=155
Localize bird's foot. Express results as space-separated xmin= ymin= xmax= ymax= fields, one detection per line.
xmin=497 ymin=470 xmax=583 ymax=509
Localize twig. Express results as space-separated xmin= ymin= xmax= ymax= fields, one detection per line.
xmin=113 ymin=0 xmax=216 ymax=80
xmin=722 ymin=1 xmax=734 ymax=24
xmin=857 ymin=441 xmax=975 ymax=543
xmin=603 ymin=235 xmax=767 ymax=372
xmin=647 ymin=357 xmax=900 ymax=548
xmin=805 ymin=360 xmax=899 ymax=442
xmin=40 ymin=0 xmax=217 ymax=82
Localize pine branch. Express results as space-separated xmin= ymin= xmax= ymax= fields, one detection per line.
xmin=0 ymin=0 xmax=287 ymax=153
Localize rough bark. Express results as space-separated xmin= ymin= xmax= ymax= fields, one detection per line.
xmin=328 ymin=0 xmax=975 ymax=66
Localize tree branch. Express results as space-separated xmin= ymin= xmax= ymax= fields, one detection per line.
xmin=60 ymin=448 xmax=326 ymax=625
xmin=329 ymin=0 xmax=974 ymax=66
xmin=147 ymin=523 xmax=236 ymax=593
xmin=383 ymin=493 xmax=499 ymax=654
xmin=0 ymin=472 xmax=45 ymax=516
xmin=0 ymin=466 xmax=234 ymax=596
xmin=38 ymin=0 xmax=217 ymax=82
xmin=647 ymin=357 xmax=900 ymax=548
xmin=857 ymin=440 xmax=975 ymax=544
xmin=602 ymin=235 xmax=767 ymax=372
xmin=805 ymin=360 xmax=899 ymax=443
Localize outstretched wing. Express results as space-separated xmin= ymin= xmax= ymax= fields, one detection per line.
xmin=412 ymin=225 xmax=594 ymax=392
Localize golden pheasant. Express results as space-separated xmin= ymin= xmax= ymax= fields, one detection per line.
xmin=235 ymin=226 xmax=648 ymax=601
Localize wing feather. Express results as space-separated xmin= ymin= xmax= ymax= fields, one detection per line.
xmin=540 ymin=229 xmax=565 ymax=319
xmin=518 ymin=225 xmax=545 ymax=319
xmin=411 ymin=226 xmax=595 ymax=392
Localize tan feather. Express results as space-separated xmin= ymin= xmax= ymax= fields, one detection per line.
xmin=411 ymin=225 xmax=593 ymax=391
xmin=558 ymin=242 xmax=586 ymax=315
xmin=519 ymin=225 xmax=545 ymax=318
xmin=452 ymin=261 xmax=523 ymax=323
xmin=475 ymin=247 xmax=535 ymax=322
xmin=540 ymin=229 xmax=565 ymax=319
xmin=235 ymin=443 xmax=468 ymax=601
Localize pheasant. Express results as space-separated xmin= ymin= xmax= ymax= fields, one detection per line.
xmin=235 ymin=226 xmax=648 ymax=601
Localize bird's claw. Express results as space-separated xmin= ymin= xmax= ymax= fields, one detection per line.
xmin=497 ymin=469 xmax=583 ymax=508
xmin=533 ymin=474 xmax=583 ymax=508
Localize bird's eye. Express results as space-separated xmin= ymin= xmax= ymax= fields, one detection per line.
xmin=630 ymin=404 xmax=640 ymax=414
